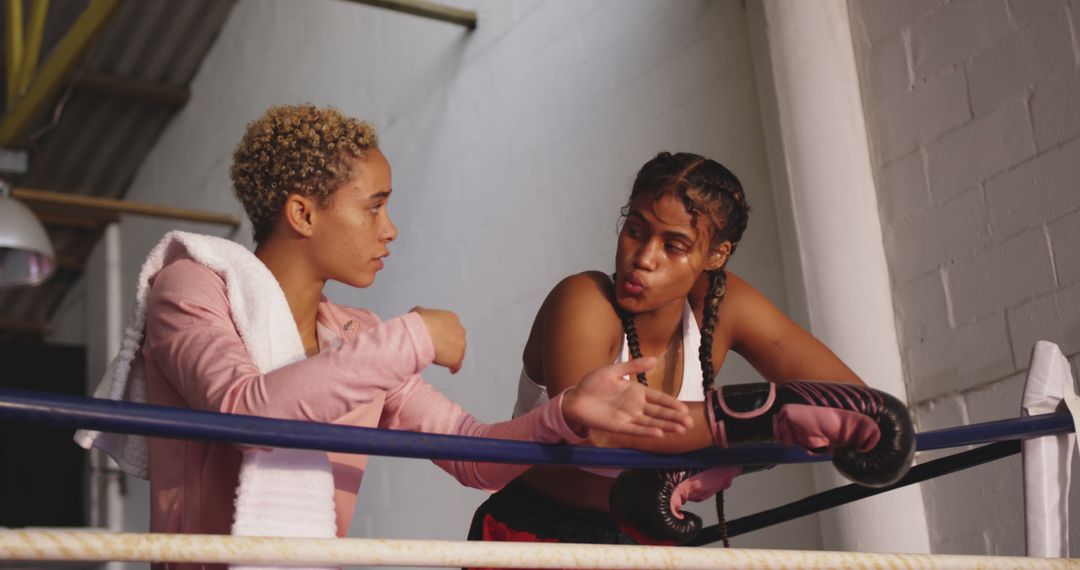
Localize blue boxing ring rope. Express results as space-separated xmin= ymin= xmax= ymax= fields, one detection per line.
xmin=0 ymin=387 xmax=1072 ymax=466
xmin=0 ymin=386 xmax=1074 ymax=546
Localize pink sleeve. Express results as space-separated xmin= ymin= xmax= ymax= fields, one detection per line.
xmin=380 ymin=376 xmax=587 ymax=491
xmin=143 ymin=259 xmax=435 ymax=422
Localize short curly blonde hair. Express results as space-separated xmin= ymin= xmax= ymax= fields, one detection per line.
xmin=230 ymin=104 xmax=379 ymax=243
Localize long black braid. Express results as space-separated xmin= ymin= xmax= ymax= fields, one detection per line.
xmin=615 ymin=151 xmax=749 ymax=547
xmin=617 ymin=269 xmax=730 ymax=545
xmin=698 ymin=269 xmax=729 ymax=547
xmin=616 ymin=297 xmax=648 ymax=384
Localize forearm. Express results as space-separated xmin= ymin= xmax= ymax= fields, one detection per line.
xmin=589 ymin=402 xmax=713 ymax=453
xmin=383 ymin=378 xmax=584 ymax=491
xmin=217 ymin=316 xmax=432 ymax=420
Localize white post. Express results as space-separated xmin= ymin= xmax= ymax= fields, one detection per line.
xmin=1022 ymin=340 xmax=1075 ymax=557
xmin=747 ymin=0 xmax=931 ymax=553
xmin=103 ymin=222 xmax=125 ymax=570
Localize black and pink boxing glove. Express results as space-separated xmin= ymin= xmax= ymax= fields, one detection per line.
xmin=610 ymin=381 xmax=913 ymax=546
xmin=706 ymin=380 xmax=915 ymax=487
xmin=609 ymin=465 xmax=741 ymax=546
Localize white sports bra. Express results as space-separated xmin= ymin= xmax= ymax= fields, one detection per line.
xmin=512 ymin=299 xmax=706 ymax=477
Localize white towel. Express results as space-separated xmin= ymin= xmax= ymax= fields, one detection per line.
xmin=74 ymin=230 xmax=336 ymax=569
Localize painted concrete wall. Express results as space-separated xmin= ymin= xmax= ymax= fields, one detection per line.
xmin=51 ymin=0 xmax=824 ymax=565
xmin=848 ymin=0 xmax=1080 ymax=555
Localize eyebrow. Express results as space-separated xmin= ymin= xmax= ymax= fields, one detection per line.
xmin=367 ymin=189 xmax=392 ymax=201
xmin=663 ymin=229 xmax=695 ymax=243
xmin=627 ymin=211 xmax=695 ymax=242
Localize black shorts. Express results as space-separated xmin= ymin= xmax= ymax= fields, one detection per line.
xmin=466 ymin=478 xmax=636 ymax=545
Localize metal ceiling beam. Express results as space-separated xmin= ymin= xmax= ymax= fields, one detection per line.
xmin=0 ymin=317 xmax=50 ymax=336
xmin=0 ymin=0 xmax=123 ymax=146
xmin=34 ymin=211 xmax=114 ymax=229
xmin=15 ymin=0 xmax=49 ymax=99
xmin=73 ymin=72 xmax=190 ymax=106
xmin=53 ymin=254 xmax=81 ymax=272
xmin=12 ymin=186 xmax=242 ymax=228
xmin=4 ymin=0 xmax=24 ymax=108
xmin=346 ymin=0 xmax=476 ymax=30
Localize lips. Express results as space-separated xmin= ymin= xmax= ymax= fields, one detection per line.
xmin=622 ymin=273 xmax=645 ymax=296
xmin=373 ymin=251 xmax=389 ymax=270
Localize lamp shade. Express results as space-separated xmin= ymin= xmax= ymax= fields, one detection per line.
xmin=0 ymin=190 xmax=56 ymax=287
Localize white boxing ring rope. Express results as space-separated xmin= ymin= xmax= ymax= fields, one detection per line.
xmin=2 ymin=529 xmax=1077 ymax=569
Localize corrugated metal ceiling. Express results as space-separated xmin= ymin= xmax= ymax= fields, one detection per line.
xmin=0 ymin=0 xmax=237 ymax=340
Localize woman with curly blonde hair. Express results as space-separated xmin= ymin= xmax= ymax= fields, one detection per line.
xmin=126 ymin=104 xmax=692 ymax=558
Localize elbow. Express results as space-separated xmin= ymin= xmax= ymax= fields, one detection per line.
xmin=446 ymin=463 xmax=509 ymax=493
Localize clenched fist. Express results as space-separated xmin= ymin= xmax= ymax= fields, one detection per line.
xmin=411 ymin=306 xmax=467 ymax=373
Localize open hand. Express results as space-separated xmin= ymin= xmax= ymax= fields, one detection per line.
xmin=561 ymin=357 xmax=693 ymax=437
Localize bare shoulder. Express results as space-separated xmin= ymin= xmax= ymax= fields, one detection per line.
xmin=720 ymin=271 xmax=861 ymax=383
xmin=524 ymin=271 xmax=622 ymax=377
xmin=539 ymin=271 xmax=622 ymax=331
xmin=545 ymin=271 xmax=617 ymax=310
xmin=710 ymin=270 xmax=788 ymax=347
xmin=720 ymin=271 xmax=772 ymax=309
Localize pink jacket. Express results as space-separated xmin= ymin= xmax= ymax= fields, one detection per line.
xmin=143 ymin=258 xmax=583 ymax=547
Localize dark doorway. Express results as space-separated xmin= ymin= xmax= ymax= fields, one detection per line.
xmin=0 ymin=342 xmax=87 ymax=527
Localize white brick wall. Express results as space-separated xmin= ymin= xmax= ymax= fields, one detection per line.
xmin=855 ymin=0 xmax=940 ymax=46
xmin=876 ymin=66 xmax=971 ymax=163
xmin=885 ymin=186 xmax=991 ymax=284
xmin=852 ymin=0 xmax=1080 ymax=554
xmin=910 ymin=0 xmax=1012 ymax=82
xmin=925 ymin=98 xmax=1034 ymax=202
xmin=947 ymin=227 xmax=1056 ymax=324
xmin=876 ymin=149 xmax=931 ymax=223
xmin=1049 ymin=208 xmax=1080 ymax=286
xmin=968 ymin=5 xmax=1074 ymax=116
xmin=1032 ymin=69 xmax=1080 ymax=150
xmin=987 ymin=136 xmax=1080 ymax=239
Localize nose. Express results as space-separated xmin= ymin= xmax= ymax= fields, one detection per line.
xmin=633 ymin=239 xmax=660 ymax=271
xmin=382 ymin=212 xmax=398 ymax=243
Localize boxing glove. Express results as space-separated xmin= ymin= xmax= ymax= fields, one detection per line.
xmin=706 ymin=380 xmax=914 ymax=487
xmin=609 ymin=465 xmax=741 ymax=546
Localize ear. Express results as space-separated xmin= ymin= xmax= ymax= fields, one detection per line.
xmin=282 ymin=193 xmax=318 ymax=237
xmin=705 ymin=241 xmax=732 ymax=271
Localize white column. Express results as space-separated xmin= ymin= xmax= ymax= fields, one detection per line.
xmin=103 ymin=222 xmax=125 ymax=570
xmin=747 ymin=0 xmax=931 ymax=553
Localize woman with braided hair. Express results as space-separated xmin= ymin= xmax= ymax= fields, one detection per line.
xmin=465 ymin=151 xmax=911 ymax=557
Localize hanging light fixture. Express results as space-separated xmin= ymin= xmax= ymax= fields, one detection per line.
xmin=0 ymin=180 xmax=55 ymax=286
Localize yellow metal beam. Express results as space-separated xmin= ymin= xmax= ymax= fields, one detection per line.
xmin=16 ymin=0 xmax=49 ymax=97
xmin=4 ymin=0 xmax=25 ymax=109
xmin=0 ymin=0 xmax=123 ymax=146
xmin=12 ymin=186 xmax=242 ymax=228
